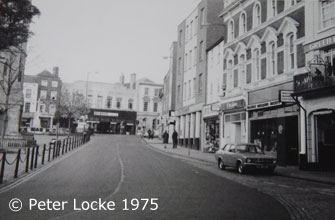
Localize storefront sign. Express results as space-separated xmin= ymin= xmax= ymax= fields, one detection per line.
xmin=203 ymin=105 xmax=218 ymax=118
xmin=94 ymin=111 xmax=119 ymax=117
xmin=279 ymin=90 xmax=295 ymax=103
xmin=221 ymin=100 xmax=245 ymax=111
xmin=294 ymin=72 xmax=335 ymax=93
xmin=304 ymin=35 xmax=335 ymax=53
xmin=211 ymin=104 xmax=220 ymax=111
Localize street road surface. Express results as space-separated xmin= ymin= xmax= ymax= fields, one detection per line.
xmin=0 ymin=135 xmax=290 ymax=220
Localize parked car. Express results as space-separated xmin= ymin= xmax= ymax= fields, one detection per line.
xmin=215 ymin=143 xmax=277 ymax=174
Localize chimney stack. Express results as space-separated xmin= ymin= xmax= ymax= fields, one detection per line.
xmin=53 ymin=67 xmax=59 ymax=77
xmin=120 ymin=73 xmax=125 ymax=85
xmin=130 ymin=73 xmax=136 ymax=89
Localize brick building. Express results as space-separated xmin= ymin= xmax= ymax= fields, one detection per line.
xmin=174 ymin=0 xmax=225 ymax=151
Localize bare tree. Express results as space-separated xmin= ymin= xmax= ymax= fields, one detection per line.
xmin=58 ymin=88 xmax=88 ymax=135
xmin=0 ymin=50 xmax=24 ymax=139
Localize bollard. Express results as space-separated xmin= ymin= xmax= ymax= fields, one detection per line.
xmin=48 ymin=143 xmax=51 ymax=162
xmin=0 ymin=152 xmax=6 ymax=184
xmin=52 ymin=142 xmax=56 ymax=160
xmin=62 ymin=140 xmax=65 ymax=155
xmin=65 ymin=138 xmax=68 ymax=153
xmin=69 ymin=138 xmax=71 ymax=151
xmin=25 ymin=147 xmax=30 ymax=173
xmin=14 ymin=149 xmax=21 ymax=178
xmin=42 ymin=144 xmax=46 ymax=165
xmin=34 ymin=146 xmax=39 ymax=168
xmin=30 ymin=146 xmax=35 ymax=170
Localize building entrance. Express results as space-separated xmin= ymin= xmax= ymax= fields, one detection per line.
xmin=316 ymin=113 xmax=335 ymax=170
xmin=250 ymin=116 xmax=299 ymax=166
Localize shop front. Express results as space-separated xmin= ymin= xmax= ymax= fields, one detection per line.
xmin=248 ymin=82 xmax=299 ymax=166
xmin=293 ymin=45 xmax=335 ymax=169
xmin=203 ymin=103 xmax=220 ymax=152
xmin=87 ymin=109 xmax=137 ymax=135
xmin=220 ymin=99 xmax=247 ymax=147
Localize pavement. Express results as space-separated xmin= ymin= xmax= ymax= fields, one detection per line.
xmin=144 ymin=138 xmax=335 ymax=185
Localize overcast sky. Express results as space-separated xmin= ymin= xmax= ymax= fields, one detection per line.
xmin=25 ymin=0 xmax=199 ymax=84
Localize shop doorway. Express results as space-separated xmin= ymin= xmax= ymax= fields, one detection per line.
xmin=98 ymin=122 xmax=111 ymax=133
xmin=250 ymin=116 xmax=299 ymax=166
xmin=111 ymin=123 xmax=121 ymax=134
xmin=316 ymin=113 xmax=335 ymax=170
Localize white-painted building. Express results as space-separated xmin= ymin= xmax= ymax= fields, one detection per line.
xmin=136 ymin=78 xmax=163 ymax=136
xmin=203 ymin=39 xmax=224 ymax=149
xmin=293 ymin=0 xmax=335 ymax=170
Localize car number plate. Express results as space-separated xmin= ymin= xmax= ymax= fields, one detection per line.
xmin=257 ymin=165 xmax=268 ymax=169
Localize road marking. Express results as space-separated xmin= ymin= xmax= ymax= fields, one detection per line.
xmin=49 ymin=143 xmax=125 ymax=220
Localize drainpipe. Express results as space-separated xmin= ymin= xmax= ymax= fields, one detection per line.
xmin=291 ymin=94 xmax=308 ymax=170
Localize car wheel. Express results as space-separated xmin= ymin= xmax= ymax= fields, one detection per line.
xmin=237 ymin=162 xmax=244 ymax=174
xmin=218 ymin=159 xmax=225 ymax=170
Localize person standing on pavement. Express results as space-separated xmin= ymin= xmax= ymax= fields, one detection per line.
xmin=172 ymin=130 xmax=178 ymax=149
xmin=163 ymin=131 xmax=169 ymax=144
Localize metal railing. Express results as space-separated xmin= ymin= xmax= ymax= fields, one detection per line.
xmin=0 ymin=133 xmax=91 ymax=184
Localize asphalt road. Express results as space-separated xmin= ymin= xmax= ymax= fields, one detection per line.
xmin=0 ymin=135 xmax=290 ymax=220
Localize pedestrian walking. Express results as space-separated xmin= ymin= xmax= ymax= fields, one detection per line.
xmin=163 ymin=131 xmax=169 ymax=144
xmin=172 ymin=130 xmax=178 ymax=149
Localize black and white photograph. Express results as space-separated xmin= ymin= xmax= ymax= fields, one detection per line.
xmin=0 ymin=0 xmax=335 ymax=219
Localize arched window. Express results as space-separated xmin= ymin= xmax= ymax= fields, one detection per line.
xmin=253 ymin=3 xmax=261 ymax=28
xmin=228 ymin=20 xmax=234 ymax=42
xmin=253 ymin=48 xmax=260 ymax=80
xmin=239 ymin=54 xmax=245 ymax=85
xmin=288 ymin=33 xmax=295 ymax=70
xmin=269 ymin=0 xmax=277 ymax=18
xmin=239 ymin=12 xmax=247 ymax=35
xmin=269 ymin=41 xmax=276 ymax=75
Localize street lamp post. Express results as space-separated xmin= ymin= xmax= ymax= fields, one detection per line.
xmin=85 ymin=72 xmax=98 ymax=131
